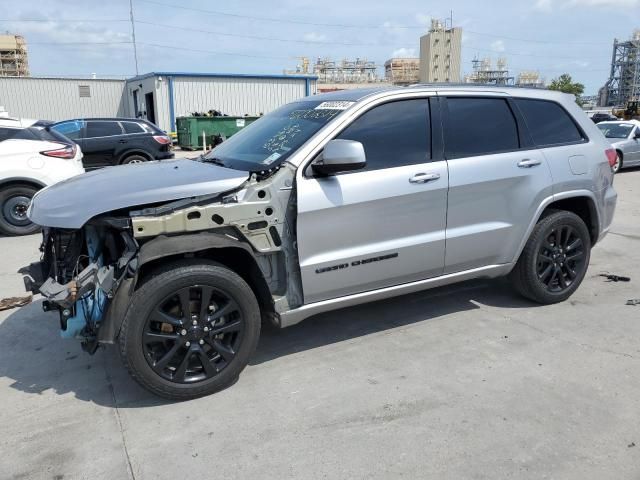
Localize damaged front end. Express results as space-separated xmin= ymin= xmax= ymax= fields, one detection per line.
xmin=23 ymin=219 xmax=138 ymax=353
xmin=21 ymin=160 xmax=303 ymax=355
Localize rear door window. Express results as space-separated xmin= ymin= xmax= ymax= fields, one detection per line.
xmin=514 ymin=99 xmax=584 ymax=146
xmin=85 ymin=121 xmax=123 ymax=138
xmin=444 ymin=97 xmax=520 ymax=159
xmin=336 ymin=99 xmax=431 ymax=172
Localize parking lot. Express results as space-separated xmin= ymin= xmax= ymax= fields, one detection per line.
xmin=0 ymin=169 xmax=638 ymax=479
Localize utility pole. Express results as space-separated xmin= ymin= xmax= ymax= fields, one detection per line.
xmin=129 ymin=0 xmax=139 ymax=75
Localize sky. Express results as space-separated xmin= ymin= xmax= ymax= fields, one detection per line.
xmin=2 ymin=0 xmax=639 ymax=94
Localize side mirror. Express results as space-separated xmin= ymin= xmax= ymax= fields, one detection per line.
xmin=312 ymin=139 xmax=366 ymax=176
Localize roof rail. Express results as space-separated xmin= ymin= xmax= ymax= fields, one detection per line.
xmin=408 ymin=82 xmax=547 ymax=90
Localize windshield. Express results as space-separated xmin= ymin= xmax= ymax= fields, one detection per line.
xmin=201 ymin=100 xmax=353 ymax=171
xmin=597 ymin=123 xmax=634 ymax=139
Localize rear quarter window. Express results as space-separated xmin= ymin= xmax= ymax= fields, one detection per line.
xmin=514 ymin=99 xmax=585 ymax=147
xmin=122 ymin=121 xmax=145 ymax=134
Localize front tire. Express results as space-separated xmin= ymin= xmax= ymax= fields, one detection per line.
xmin=612 ymin=152 xmax=622 ymax=173
xmin=118 ymin=261 xmax=261 ymax=400
xmin=510 ymin=210 xmax=591 ymax=304
xmin=0 ymin=184 xmax=40 ymax=236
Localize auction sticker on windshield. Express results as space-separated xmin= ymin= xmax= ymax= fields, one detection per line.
xmin=315 ymin=101 xmax=355 ymax=110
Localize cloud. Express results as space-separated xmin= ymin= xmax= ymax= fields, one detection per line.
xmin=303 ymin=32 xmax=327 ymax=43
xmin=391 ymin=47 xmax=417 ymax=58
xmin=415 ymin=13 xmax=432 ymax=27
xmin=382 ymin=20 xmax=408 ymax=36
xmin=8 ymin=20 xmax=130 ymax=46
xmin=535 ymin=0 xmax=638 ymax=10
xmin=569 ymin=0 xmax=639 ymax=5
xmin=490 ymin=40 xmax=506 ymax=52
xmin=534 ymin=0 xmax=553 ymax=11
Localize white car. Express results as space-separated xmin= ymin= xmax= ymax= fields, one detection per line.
xmin=0 ymin=125 xmax=85 ymax=235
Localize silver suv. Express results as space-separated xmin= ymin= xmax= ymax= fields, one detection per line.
xmin=23 ymin=86 xmax=618 ymax=399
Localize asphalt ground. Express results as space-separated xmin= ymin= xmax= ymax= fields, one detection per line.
xmin=1 ymin=169 xmax=639 ymax=479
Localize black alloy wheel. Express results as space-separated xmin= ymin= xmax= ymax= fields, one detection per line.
xmin=143 ymin=285 xmax=244 ymax=383
xmin=510 ymin=210 xmax=591 ymax=304
xmin=535 ymin=225 xmax=586 ymax=293
xmin=119 ymin=261 xmax=261 ymax=400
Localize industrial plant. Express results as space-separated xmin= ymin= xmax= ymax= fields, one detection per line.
xmin=384 ymin=58 xmax=420 ymax=86
xmin=419 ymin=19 xmax=463 ymax=83
xmin=0 ymin=34 xmax=29 ymax=77
xmin=600 ymin=30 xmax=640 ymax=107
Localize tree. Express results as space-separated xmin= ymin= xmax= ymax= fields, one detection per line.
xmin=548 ymin=74 xmax=585 ymax=105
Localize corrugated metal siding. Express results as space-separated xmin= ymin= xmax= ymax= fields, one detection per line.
xmin=173 ymin=76 xmax=308 ymax=120
xmin=0 ymin=77 xmax=128 ymax=120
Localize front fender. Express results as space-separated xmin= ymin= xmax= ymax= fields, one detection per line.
xmin=97 ymin=231 xmax=255 ymax=344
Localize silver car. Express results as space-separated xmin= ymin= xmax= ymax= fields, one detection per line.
xmin=23 ymin=86 xmax=618 ymax=399
xmin=597 ymin=120 xmax=640 ymax=172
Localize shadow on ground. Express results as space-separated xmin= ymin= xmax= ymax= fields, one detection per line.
xmin=0 ymin=277 xmax=536 ymax=407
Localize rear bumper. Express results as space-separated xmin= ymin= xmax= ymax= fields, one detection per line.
xmin=156 ymin=151 xmax=175 ymax=160
xmin=597 ymin=185 xmax=618 ymax=243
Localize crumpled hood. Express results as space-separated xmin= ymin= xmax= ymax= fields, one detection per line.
xmin=29 ymin=159 xmax=249 ymax=229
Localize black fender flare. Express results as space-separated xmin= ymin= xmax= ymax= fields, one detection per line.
xmin=97 ymin=232 xmax=257 ymax=344
xmin=136 ymin=232 xmax=254 ymax=267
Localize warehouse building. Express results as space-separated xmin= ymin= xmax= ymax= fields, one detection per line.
xmin=0 ymin=72 xmax=317 ymax=133
xmin=125 ymin=72 xmax=317 ymax=133
xmin=0 ymin=77 xmax=128 ymax=120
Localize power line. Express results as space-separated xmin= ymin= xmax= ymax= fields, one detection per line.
xmin=465 ymin=46 xmax=606 ymax=61
xmin=137 ymin=42 xmax=293 ymax=60
xmin=27 ymin=41 xmax=132 ymax=45
xmin=135 ymin=0 xmax=612 ymax=48
xmin=134 ymin=20 xmax=609 ymax=62
xmin=136 ymin=0 xmax=419 ymax=29
xmin=465 ymin=30 xmax=605 ymax=47
xmin=0 ymin=18 xmax=129 ymax=22
xmin=135 ymin=20 xmax=381 ymax=47
xmin=135 ymin=20 xmax=607 ymax=63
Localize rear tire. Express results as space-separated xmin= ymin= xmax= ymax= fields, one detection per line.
xmin=0 ymin=184 xmax=40 ymax=236
xmin=121 ymin=154 xmax=148 ymax=164
xmin=510 ymin=210 xmax=591 ymax=304
xmin=118 ymin=260 xmax=261 ymax=400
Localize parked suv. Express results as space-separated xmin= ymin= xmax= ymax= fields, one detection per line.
xmin=50 ymin=118 xmax=173 ymax=169
xmin=23 ymin=86 xmax=617 ymax=399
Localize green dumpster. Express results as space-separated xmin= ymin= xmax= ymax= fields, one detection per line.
xmin=176 ymin=116 xmax=258 ymax=150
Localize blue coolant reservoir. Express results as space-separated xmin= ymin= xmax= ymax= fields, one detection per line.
xmin=60 ymin=226 xmax=108 ymax=339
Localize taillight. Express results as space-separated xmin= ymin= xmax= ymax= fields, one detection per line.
xmin=605 ymin=148 xmax=617 ymax=168
xmin=40 ymin=143 xmax=76 ymax=159
xmin=153 ymin=135 xmax=171 ymax=145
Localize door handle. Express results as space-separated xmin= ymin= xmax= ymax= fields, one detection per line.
xmin=409 ymin=172 xmax=440 ymax=184
xmin=518 ymin=158 xmax=541 ymax=168
xmin=119 ymin=139 xmax=128 ymax=144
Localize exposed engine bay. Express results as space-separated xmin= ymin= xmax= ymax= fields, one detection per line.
xmin=23 ymin=163 xmax=302 ymax=353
